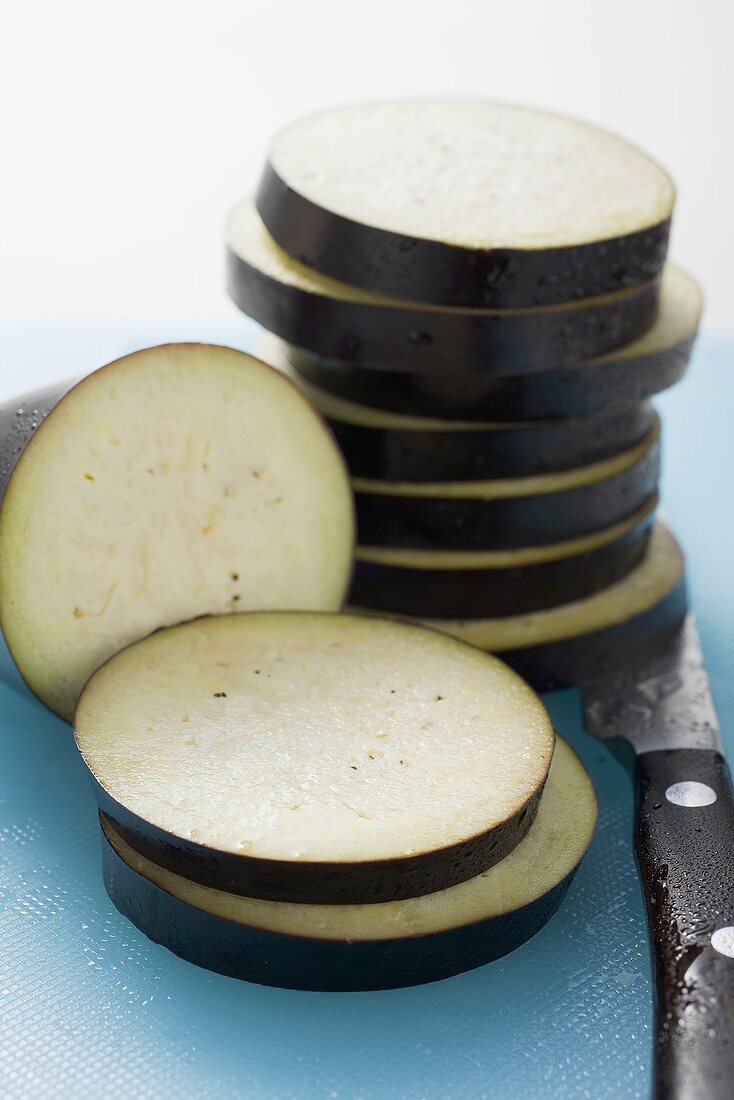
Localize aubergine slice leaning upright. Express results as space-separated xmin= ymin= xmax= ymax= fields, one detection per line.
xmin=0 ymin=344 xmax=355 ymax=720
xmin=360 ymin=524 xmax=686 ymax=692
xmin=101 ymin=736 xmax=597 ymax=990
xmin=285 ymin=266 xmax=702 ymax=421
xmin=256 ymin=100 xmax=673 ymax=309
xmin=255 ymin=334 xmax=655 ymax=481
xmin=354 ymin=422 xmax=660 ymax=550
xmin=351 ymin=501 xmax=655 ymax=618
xmin=226 ymin=200 xmax=659 ymax=375
xmin=75 ymin=612 xmax=555 ymax=904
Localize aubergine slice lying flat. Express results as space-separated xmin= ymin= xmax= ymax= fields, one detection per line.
xmin=100 ymin=736 xmax=596 ymax=990
xmin=0 ymin=345 xmax=354 ymax=720
xmin=255 ymin=334 xmax=655 ymax=481
xmin=256 ymin=100 xmax=672 ymax=310
xmin=351 ymin=501 xmax=655 ymax=618
xmin=355 ymin=422 xmax=660 ymax=550
xmin=371 ymin=524 xmax=685 ymax=693
xmin=75 ymin=612 xmax=555 ymax=905
xmin=285 ymin=266 xmax=702 ymax=421
xmin=226 ymin=200 xmax=659 ymax=375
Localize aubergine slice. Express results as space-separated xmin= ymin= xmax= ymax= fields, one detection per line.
xmin=355 ymin=422 xmax=660 ymax=550
xmin=100 ymin=736 xmax=597 ymax=991
xmin=386 ymin=524 xmax=686 ymax=692
xmin=255 ymin=334 xmax=655 ymax=481
xmin=256 ymin=100 xmax=673 ymax=310
xmin=285 ymin=266 xmax=702 ymax=421
xmin=226 ymin=200 xmax=659 ymax=375
xmin=0 ymin=345 xmax=354 ymax=720
xmin=75 ymin=612 xmax=555 ymax=905
xmin=352 ymin=501 xmax=655 ymax=618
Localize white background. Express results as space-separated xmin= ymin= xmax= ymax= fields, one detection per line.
xmin=1 ymin=0 xmax=732 ymax=331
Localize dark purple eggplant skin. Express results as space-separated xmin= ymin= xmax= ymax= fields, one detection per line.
xmin=286 ymin=333 xmax=695 ymax=421
xmin=351 ymin=515 xmax=653 ymax=619
xmin=348 ymin=540 xmax=687 ymax=691
xmin=226 ymin=246 xmax=660 ymax=376
xmin=355 ymin=434 xmax=660 ymax=551
xmin=0 ymin=382 xmax=72 ymax=502
xmin=324 ymin=400 xmax=655 ymax=482
xmin=101 ymin=814 xmax=577 ymax=992
xmin=256 ymin=162 xmax=672 ymax=311
xmin=86 ymin=771 xmax=542 ymax=906
xmin=497 ymin=574 xmax=688 ymax=693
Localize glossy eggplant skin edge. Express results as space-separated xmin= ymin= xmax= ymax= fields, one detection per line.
xmin=0 ymin=381 xmax=72 ymax=502
xmin=100 ymin=813 xmax=577 ymax=991
xmin=226 ymin=246 xmax=660 ymax=376
xmin=256 ymin=163 xmax=672 ymax=311
xmin=87 ymin=771 xmax=544 ymax=906
xmin=351 ymin=516 xmax=653 ymax=619
xmin=482 ymin=575 xmax=687 ymax=693
xmin=355 ymin=436 xmax=660 ymax=550
xmin=324 ymin=401 xmax=655 ymax=481
xmin=286 ymin=333 xmax=694 ymax=421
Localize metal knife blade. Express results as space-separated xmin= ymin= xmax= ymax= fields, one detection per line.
xmin=579 ymin=610 xmax=734 ymax=1100
xmin=580 ymin=613 xmax=722 ymax=756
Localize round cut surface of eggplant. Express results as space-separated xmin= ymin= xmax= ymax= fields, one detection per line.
xmin=76 ymin=611 xmax=554 ymax=903
xmin=258 ymin=100 xmax=672 ymax=308
xmin=0 ymin=344 xmax=354 ymax=719
xmin=100 ymin=737 xmax=596 ymax=989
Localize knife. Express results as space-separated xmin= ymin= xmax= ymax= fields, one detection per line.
xmin=581 ymin=613 xmax=734 ymax=1100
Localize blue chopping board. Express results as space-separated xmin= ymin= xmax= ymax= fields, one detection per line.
xmin=0 ymin=318 xmax=731 ymax=1100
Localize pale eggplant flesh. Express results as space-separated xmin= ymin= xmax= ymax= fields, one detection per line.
xmin=75 ymin=612 xmax=555 ymax=904
xmin=256 ymin=101 xmax=673 ymax=309
xmin=0 ymin=345 xmax=355 ymax=719
xmin=100 ymin=736 xmax=597 ymax=991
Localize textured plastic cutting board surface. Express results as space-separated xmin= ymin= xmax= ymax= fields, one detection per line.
xmin=0 ymin=319 xmax=731 ymax=1100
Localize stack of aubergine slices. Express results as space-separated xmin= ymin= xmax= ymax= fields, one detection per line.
xmin=228 ymin=99 xmax=699 ymax=691
xmin=0 ymin=340 xmax=597 ymax=991
xmin=0 ymin=101 xmax=698 ymax=993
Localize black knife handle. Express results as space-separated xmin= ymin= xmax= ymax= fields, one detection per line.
xmin=635 ymin=748 xmax=734 ymax=1100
